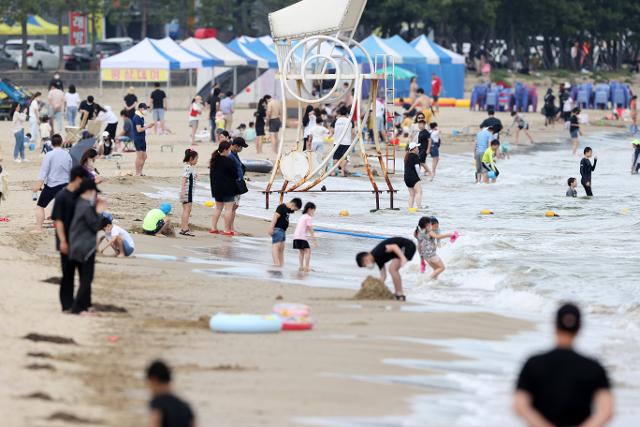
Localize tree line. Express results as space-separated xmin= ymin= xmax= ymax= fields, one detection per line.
xmin=2 ymin=0 xmax=639 ymax=72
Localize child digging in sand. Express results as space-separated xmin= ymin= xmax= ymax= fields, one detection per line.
xmin=99 ymin=215 xmax=135 ymax=257
xmin=292 ymin=202 xmax=317 ymax=272
xmin=179 ymin=149 xmax=198 ymax=237
xmin=415 ymin=216 xmax=456 ymax=279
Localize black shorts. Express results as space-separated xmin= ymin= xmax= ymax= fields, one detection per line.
xmin=143 ymin=220 xmax=165 ymax=235
xmin=418 ymin=150 xmax=427 ymax=164
xmin=432 ymin=95 xmax=439 ymax=102
xmin=293 ymin=239 xmax=310 ymax=250
xmin=134 ymin=139 xmax=147 ymax=152
xmin=268 ymin=118 xmax=281 ymax=133
xmin=37 ymin=183 xmax=66 ymax=208
xmin=333 ymin=144 xmax=350 ymax=160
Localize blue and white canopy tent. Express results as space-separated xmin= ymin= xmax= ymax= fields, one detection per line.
xmin=353 ymin=34 xmax=424 ymax=97
xmin=182 ymin=37 xmax=258 ymax=95
xmin=227 ymin=36 xmax=281 ymax=102
xmin=228 ymin=38 xmax=278 ymax=69
xmin=411 ymin=35 xmax=465 ymax=99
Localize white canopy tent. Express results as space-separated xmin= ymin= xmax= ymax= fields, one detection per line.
xmin=100 ymin=38 xmax=181 ymax=70
xmin=153 ymin=37 xmax=212 ymax=69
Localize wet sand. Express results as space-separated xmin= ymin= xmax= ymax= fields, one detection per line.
xmin=0 ymin=86 xmax=623 ymax=426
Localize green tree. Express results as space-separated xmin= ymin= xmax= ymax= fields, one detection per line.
xmin=0 ymin=0 xmax=39 ymax=69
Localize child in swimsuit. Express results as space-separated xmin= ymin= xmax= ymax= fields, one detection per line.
xmin=415 ymin=216 xmax=455 ymax=279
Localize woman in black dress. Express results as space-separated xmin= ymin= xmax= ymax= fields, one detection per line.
xmin=254 ymin=95 xmax=270 ymax=154
xmin=209 ymin=140 xmax=239 ymax=235
xmin=543 ymin=88 xmax=556 ymax=127
xmin=404 ymin=142 xmax=422 ymax=209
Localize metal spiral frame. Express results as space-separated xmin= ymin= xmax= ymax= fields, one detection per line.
xmin=264 ymin=33 xmax=395 ymax=209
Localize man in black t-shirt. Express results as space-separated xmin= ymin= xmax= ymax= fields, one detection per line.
xmin=51 ymin=166 xmax=90 ymax=311
xmin=146 ymin=360 xmax=195 ymax=427
xmin=356 ymin=237 xmax=416 ymax=300
xmin=78 ymin=95 xmax=96 ymax=128
xmin=149 ymin=82 xmax=168 ymax=134
xmin=269 ymin=198 xmax=302 ymax=267
xmin=207 ymin=87 xmax=221 ymax=141
xmin=514 ymin=303 xmax=613 ymax=427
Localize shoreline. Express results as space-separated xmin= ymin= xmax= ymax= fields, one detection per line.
xmin=0 ymin=90 xmax=629 ymax=426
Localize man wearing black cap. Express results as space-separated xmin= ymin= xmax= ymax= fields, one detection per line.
xmin=68 ymin=179 xmax=106 ymax=314
xmin=132 ymin=102 xmax=155 ymax=176
xmin=51 ymin=165 xmax=90 ymax=311
xmin=514 ymin=303 xmax=613 ymax=427
xmin=229 ymin=137 xmax=248 ymax=232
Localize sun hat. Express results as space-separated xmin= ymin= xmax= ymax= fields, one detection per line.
xmin=408 ymin=142 xmax=419 ymax=151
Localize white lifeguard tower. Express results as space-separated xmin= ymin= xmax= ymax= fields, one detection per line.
xmin=264 ymin=0 xmax=397 ymax=210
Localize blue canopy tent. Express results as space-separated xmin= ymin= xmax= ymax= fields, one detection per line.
xmin=354 ymin=34 xmax=423 ymax=98
xmin=384 ymin=35 xmax=427 ymax=97
xmin=411 ymin=35 xmax=465 ymax=99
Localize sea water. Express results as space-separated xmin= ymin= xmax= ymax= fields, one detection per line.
xmin=145 ymin=132 xmax=639 ymax=426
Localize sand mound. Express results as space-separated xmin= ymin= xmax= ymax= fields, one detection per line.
xmin=354 ymin=276 xmax=395 ymax=300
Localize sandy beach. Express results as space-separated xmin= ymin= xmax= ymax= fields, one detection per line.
xmin=0 ymin=83 xmax=631 ymax=426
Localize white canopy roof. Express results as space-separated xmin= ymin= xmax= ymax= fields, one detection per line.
xmin=153 ymin=37 xmax=208 ymax=69
xmin=269 ymin=0 xmax=367 ymax=41
xmin=101 ymin=38 xmax=181 ymax=70
xmin=180 ymin=38 xmax=224 ymax=66
xmin=190 ymin=37 xmax=256 ymax=67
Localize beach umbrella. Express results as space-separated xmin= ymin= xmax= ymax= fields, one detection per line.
xmin=376 ymin=65 xmax=416 ymax=80
xmin=69 ymin=137 xmax=96 ymax=167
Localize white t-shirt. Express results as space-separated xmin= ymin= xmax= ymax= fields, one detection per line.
xmin=29 ymin=99 xmax=39 ymax=122
xmin=39 ymin=122 xmax=51 ymax=139
xmin=65 ymin=92 xmax=80 ymax=108
xmin=96 ymin=107 xmax=118 ymax=124
xmin=333 ymin=116 xmax=353 ymax=146
xmin=303 ymin=112 xmax=316 ymax=138
xmin=375 ymin=99 xmax=385 ymax=118
xmin=563 ymin=97 xmax=574 ymax=113
xmin=430 ymin=129 xmax=440 ymax=143
xmin=106 ymin=225 xmax=135 ymax=248
xmin=309 ymin=124 xmax=329 ymax=144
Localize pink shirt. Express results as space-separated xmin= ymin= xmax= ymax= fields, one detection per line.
xmin=293 ymin=214 xmax=313 ymax=240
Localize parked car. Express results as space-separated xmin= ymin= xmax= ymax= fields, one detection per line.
xmin=3 ymin=39 xmax=58 ymax=71
xmin=64 ymin=46 xmax=95 ymax=71
xmin=0 ymin=50 xmax=18 ymax=70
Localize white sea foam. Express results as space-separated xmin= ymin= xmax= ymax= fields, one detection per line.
xmin=146 ymin=131 xmax=640 ymax=425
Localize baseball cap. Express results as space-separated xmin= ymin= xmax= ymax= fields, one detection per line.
xmin=159 ymin=202 xmax=172 ymax=215
xmin=138 ymin=102 xmax=148 ymax=110
xmin=556 ymin=303 xmax=581 ymax=334
xmin=232 ymin=137 xmax=248 ymax=148
xmin=102 ymin=131 xmax=110 ymax=138
xmin=408 ymin=142 xmax=419 ymax=151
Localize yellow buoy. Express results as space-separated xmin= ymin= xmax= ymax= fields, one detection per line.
xmin=480 ymin=209 xmax=493 ymax=215
xmin=203 ymin=201 xmax=214 ymax=208
xmin=545 ymin=211 xmax=558 ymax=217
xmin=621 ymin=208 xmax=630 ymax=215
xmin=339 ymin=210 xmax=349 ymax=217
xmin=408 ymin=207 xmax=418 ymax=213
